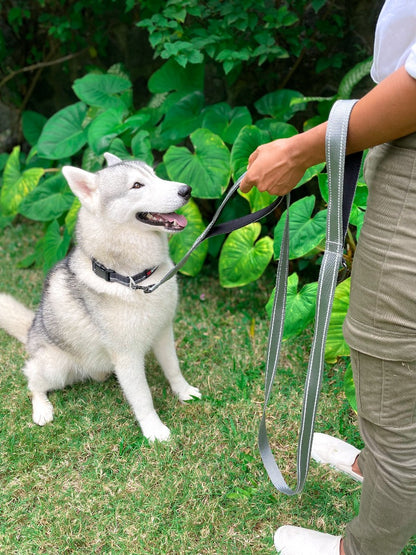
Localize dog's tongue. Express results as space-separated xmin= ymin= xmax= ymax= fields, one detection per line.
xmin=160 ymin=212 xmax=187 ymax=228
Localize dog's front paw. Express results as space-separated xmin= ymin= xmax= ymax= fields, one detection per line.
xmin=140 ymin=412 xmax=171 ymax=442
xmin=177 ymin=384 xmax=202 ymax=403
xmin=32 ymin=398 xmax=54 ymax=426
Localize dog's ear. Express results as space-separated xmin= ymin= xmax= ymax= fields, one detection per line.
xmin=62 ymin=166 xmax=98 ymax=209
xmin=104 ymin=152 xmax=122 ymax=166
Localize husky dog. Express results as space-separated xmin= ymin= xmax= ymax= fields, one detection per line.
xmin=0 ymin=153 xmax=201 ymax=441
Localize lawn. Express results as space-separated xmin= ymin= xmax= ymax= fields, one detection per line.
xmin=0 ymin=221 xmax=415 ymax=554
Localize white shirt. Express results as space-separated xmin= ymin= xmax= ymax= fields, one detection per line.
xmin=371 ymin=0 xmax=416 ymax=83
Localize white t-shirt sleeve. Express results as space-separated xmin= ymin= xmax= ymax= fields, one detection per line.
xmin=405 ymin=44 xmax=416 ymax=79
xmin=371 ymin=0 xmax=416 ymax=83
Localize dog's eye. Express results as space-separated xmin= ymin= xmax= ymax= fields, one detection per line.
xmin=132 ymin=182 xmax=144 ymax=189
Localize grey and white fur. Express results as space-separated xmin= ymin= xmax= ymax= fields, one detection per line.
xmin=0 ymin=153 xmax=201 ymax=441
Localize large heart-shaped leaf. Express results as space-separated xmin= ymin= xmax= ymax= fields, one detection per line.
xmin=19 ymin=173 xmax=74 ymax=221
xmin=266 ymin=272 xmax=318 ymax=340
xmin=0 ymin=146 xmax=44 ymax=215
xmin=164 ymin=128 xmax=230 ymax=199
xmin=37 ymin=102 xmax=88 ymax=160
xmin=325 ymin=277 xmax=351 ymax=363
xmin=219 ymin=222 xmax=273 ymax=287
xmin=87 ymin=107 xmax=126 ymax=154
xmin=230 ymin=125 xmax=267 ymax=180
xmin=255 ymin=119 xmax=298 ymax=140
xmin=202 ymin=103 xmax=252 ymax=144
xmin=168 ymin=199 xmax=207 ymax=276
xmin=148 ymin=59 xmax=204 ymax=94
xmin=160 ymin=91 xmax=205 ymax=142
xmin=274 ymin=196 xmax=327 ymax=260
xmin=255 ymin=89 xmax=306 ymax=121
xmin=73 ymin=73 xmax=132 ymax=110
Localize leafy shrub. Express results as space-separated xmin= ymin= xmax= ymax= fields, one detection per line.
xmin=137 ymin=0 xmax=348 ymax=77
xmin=0 ymin=56 xmax=371 ymax=378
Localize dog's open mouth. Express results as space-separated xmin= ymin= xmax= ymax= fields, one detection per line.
xmin=136 ymin=212 xmax=187 ymax=231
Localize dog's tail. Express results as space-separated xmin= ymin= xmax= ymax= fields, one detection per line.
xmin=0 ymin=294 xmax=34 ymax=345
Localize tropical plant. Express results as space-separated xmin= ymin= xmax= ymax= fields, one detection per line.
xmin=0 ymin=56 xmax=371 ymax=390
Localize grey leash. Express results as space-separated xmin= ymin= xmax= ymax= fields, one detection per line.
xmin=259 ymin=99 xmax=362 ymax=494
xmin=144 ymin=99 xmax=362 ymax=496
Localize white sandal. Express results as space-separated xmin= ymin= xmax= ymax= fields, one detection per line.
xmin=274 ymin=525 xmax=342 ymax=554
xmin=311 ymin=432 xmax=363 ymax=483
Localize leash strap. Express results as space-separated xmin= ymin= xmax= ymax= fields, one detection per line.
xmin=258 ymin=99 xmax=362 ymax=495
xmin=143 ymin=99 xmax=362 ymax=496
xmin=142 ymin=179 xmax=282 ymax=293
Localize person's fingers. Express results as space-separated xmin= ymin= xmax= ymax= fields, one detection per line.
xmin=239 ymin=171 xmax=254 ymax=193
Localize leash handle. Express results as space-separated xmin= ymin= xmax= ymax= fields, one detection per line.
xmin=143 ymin=174 xmax=282 ymax=293
xmin=259 ymin=99 xmax=362 ymax=495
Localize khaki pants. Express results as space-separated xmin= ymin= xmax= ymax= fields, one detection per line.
xmin=343 ymin=350 xmax=416 ymax=554
xmin=343 ymin=135 xmax=416 ymax=554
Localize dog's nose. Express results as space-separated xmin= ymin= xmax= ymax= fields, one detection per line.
xmin=178 ymin=185 xmax=192 ymax=200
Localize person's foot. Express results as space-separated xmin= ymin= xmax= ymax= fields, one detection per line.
xmin=311 ymin=432 xmax=363 ymax=482
xmin=274 ymin=525 xmax=342 ymax=554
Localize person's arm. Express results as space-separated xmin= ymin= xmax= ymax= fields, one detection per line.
xmin=240 ymin=66 xmax=416 ymax=196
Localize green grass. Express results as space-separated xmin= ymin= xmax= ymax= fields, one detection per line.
xmin=0 ymin=221 xmax=415 ymax=554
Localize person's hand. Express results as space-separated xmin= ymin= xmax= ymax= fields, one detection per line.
xmin=240 ymin=136 xmax=310 ymax=197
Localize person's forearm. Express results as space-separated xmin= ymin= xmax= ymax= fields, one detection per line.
xmin=298 ymin=66 xmax=416 ymax=168
xmin=240 ymin=66 xmax=416 ymax=195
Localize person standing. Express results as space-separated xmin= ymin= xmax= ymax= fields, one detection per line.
xmin=241 ymin=1 xmax=416 ymax=553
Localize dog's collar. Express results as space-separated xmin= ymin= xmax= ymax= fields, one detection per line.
xmin=91 ymin=258 xmax=158 ymax=290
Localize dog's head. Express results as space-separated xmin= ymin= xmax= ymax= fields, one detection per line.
xmin=62 ymin=153 xmax=191 ymax=232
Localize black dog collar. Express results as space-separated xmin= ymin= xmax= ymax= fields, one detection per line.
xmin=92 ymin=258 xmax=158 ymax=290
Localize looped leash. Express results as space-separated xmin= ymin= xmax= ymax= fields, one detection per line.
xmin=144 ymin=99 xmax=363 ymax=496
xmin=259 ymin=99 xmax=363 ymax=495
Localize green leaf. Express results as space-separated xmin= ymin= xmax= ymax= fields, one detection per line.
xmin=273 ymin=196 xmax=327 ymax=260
xmin=37 ymin=102 xmax=88 ymax=160
xmin=266 ymin=273 xmax=318 ymax=340
xmin=219 ymin=222 xmax=273 ymax=287
xmin=344 ymin=361 xmax=357 ymax=412
xmin=73 ymin=73 xmax=132 ymax=110
xmin=18 ymin=173 xmax=74 ymax=221
xmin=65 ymin=197 xmax=81 ymax=236
xmin=231 ymin=125 xmax=267 ymax=181
xmin=255 ymin=89 xmax=306 ymax=121
xmin=255 ymin=119 xmax=298 ymax=140
xmin=87 ymin=107 xmax=126 ymax=155
xmin=325 ymin=277 xmax=351 ymax=363
xmin=160 ymin=91 xmax=205 ymax=142
xmin=296 ymin=162 xmax=326 ymax=188
xmin=201 ymin=103 xmax=252 ymax=144
xmin=42 ymin=220 xmax=72 ymax=274
xmin=168 ymin=199 xmax=207 ymax=276
xmin=82 ymin=148 xmax=104 ymax=172
xmin=239 ymin=187 xmax=277 ymax=214
xmin=22 ymin=110 xmax=47 ymax=146
xmin=148 ymin=59 xmax=204 ymax=94
xmin=131 ymin=130 xmax=154 ymax=165
xmin=164 ymin=128 xmax=231 ymax=199
xmin=0 ymin=147 xmax=44 ymax=216
xmin=107 ymin=138 xmax=130 ymax=159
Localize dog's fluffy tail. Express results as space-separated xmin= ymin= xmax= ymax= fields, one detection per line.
xmin=0 ymin=294 xmax=34 ymax=345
